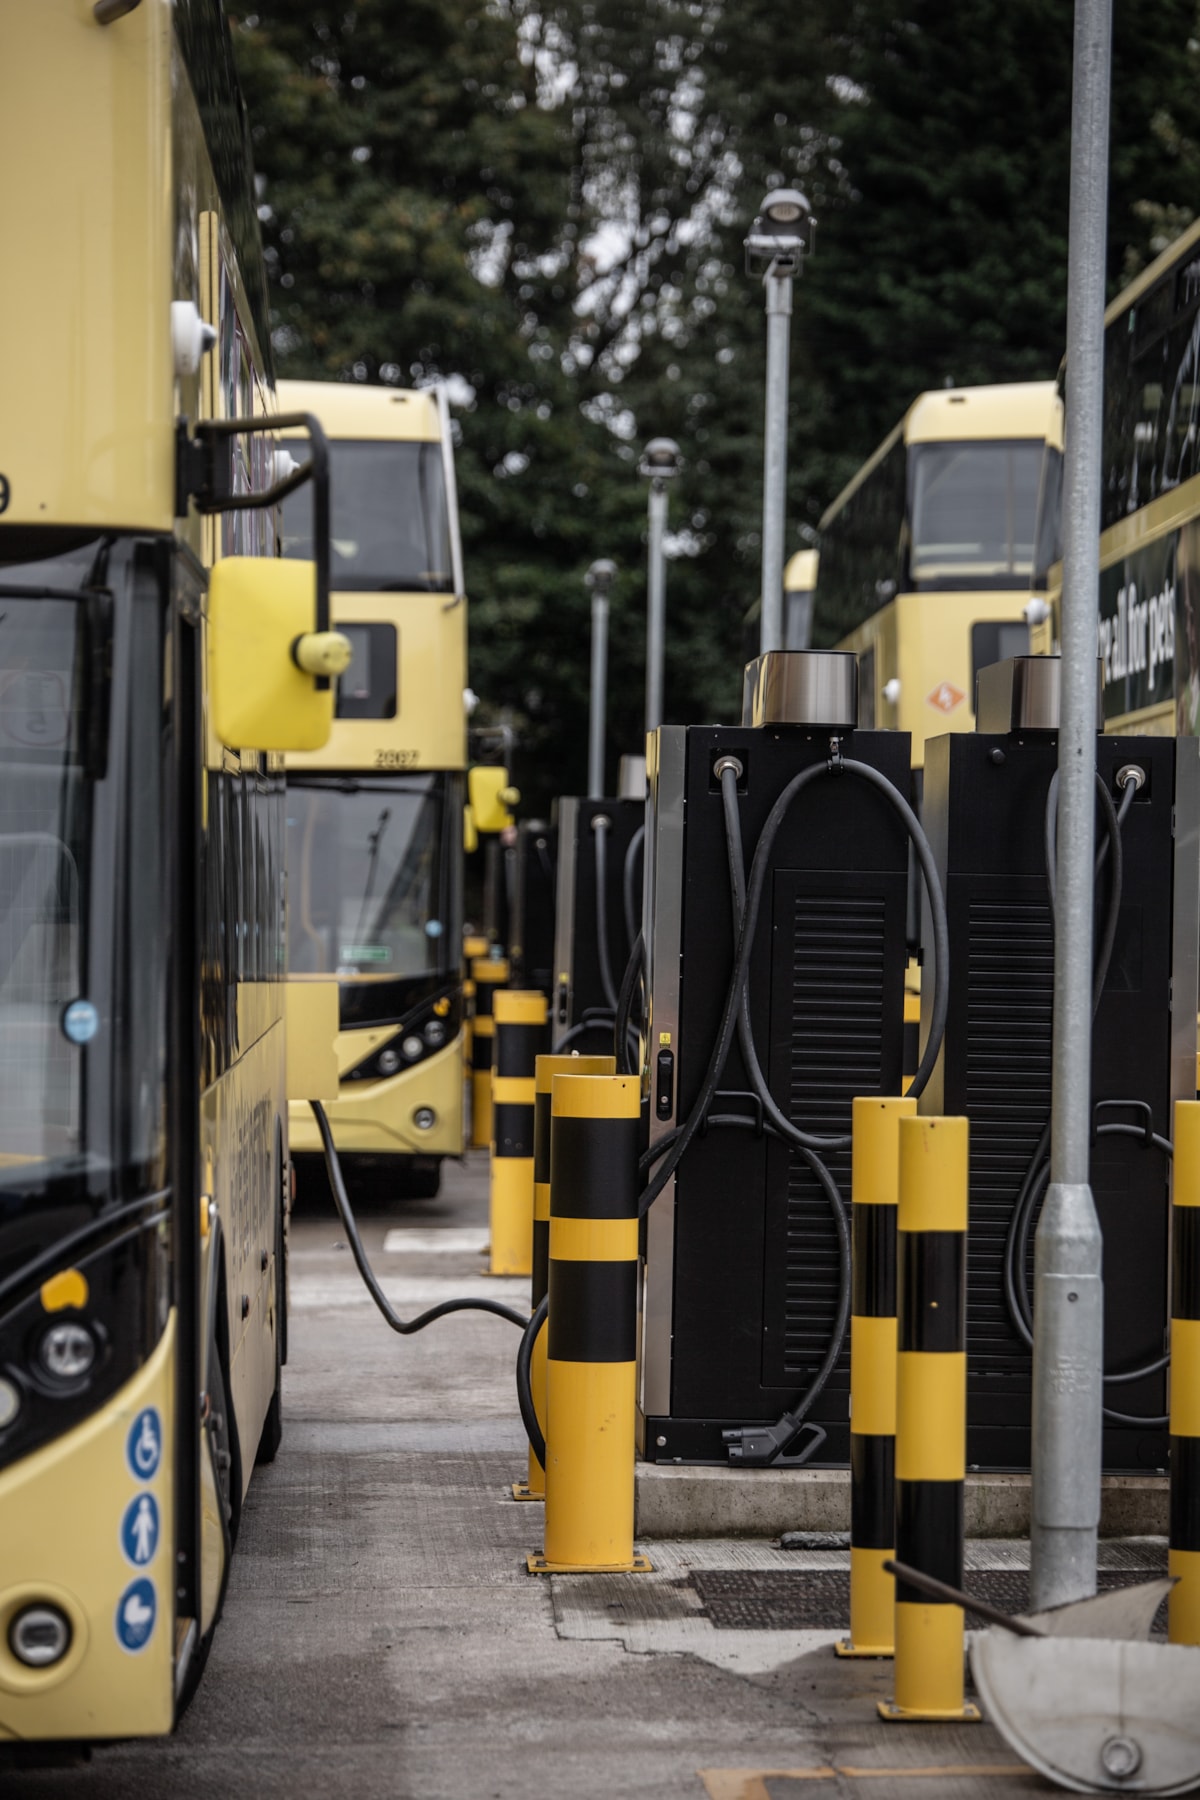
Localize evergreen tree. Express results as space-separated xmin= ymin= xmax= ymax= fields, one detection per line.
xmin=232 ymin=1 xmax=1200 ymax=789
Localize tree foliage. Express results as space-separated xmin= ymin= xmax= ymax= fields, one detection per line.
xmin=232 ymin=0 xmax=1200 ymax=806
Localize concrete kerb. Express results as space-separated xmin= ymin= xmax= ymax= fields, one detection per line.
xmin=634 ymin=1464 xmax=1167 ymax=1540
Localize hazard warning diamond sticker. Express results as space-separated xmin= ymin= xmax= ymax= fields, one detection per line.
xmin=927 ymin=681 xmax=966 ymax=715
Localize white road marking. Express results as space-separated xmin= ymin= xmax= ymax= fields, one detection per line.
xmin=381 ymin=1227 xmax=491 ymax=1254
xmin=290 ymin=1273 xmax=526 ymax=1310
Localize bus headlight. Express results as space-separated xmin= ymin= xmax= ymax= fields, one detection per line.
xmin=401 ymin=1035 xmax=424 ymax=1062
xmin=37 ymin=1323 xmax=96 ymax=1383
xmin=0 ymin=1374 xmax=21 ymax=1429
xmin=9 ymin=1604 xmax=72 ymax=1668
xmin=376 ymin=1047 xmax=402 ymax=1077
xmin=413 ymin=1107 xmax=437 ymax=1131
xmin=423 ymin=1020 xmax=446 ymax=1049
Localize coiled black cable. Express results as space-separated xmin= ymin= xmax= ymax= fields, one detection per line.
xmin=554 ymin=1006 xmax=640 ymax=1064
xmin=613 ymin=931 xmax=645 ymax=1074
xmin=716 ymin=759 xmax=952 ymax=1459
xmin=1000 ymin=771 xmax=1169 ymax=1426
xmin=592 ymin=814 xmax=620 ymax=1012
xmin=623 ymin=824 xmax=645 ymax=953
xmin=638 ymin=752 xmax=951 ymax=1220
xmin=311 ymin=1100 xmax=529 ymax=1333
xmin=716 ymin=763 xmax=849 ymax=1454
xmin=516 ymin=1294 xmax=549 ymax=1469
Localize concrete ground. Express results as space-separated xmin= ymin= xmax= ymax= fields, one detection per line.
xmin=5 ymin=1154 xmax=1168 ymax=1798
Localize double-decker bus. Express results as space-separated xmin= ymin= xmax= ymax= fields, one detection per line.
xmin=279 ymin=382 xmax=469 ymax=1200
xmin=816 ymin=382 xmax=1062 ymax=766
xmin=741 ymin=549 xmax=820 ymax=660
xmin=1031 ymin=220 xmax=1200 ymax=738
xmin=0 ymin=0 xmax=344 ymax=1743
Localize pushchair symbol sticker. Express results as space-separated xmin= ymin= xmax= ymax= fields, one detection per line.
xmin=126 ymin=1407 xmax=162 ymax=1481
xmin=115 ymin=1578 xmax=156 ymax=1653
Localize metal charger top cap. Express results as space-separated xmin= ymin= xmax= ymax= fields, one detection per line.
xmin=743 ymin=650 xmax=858 ymax=730
xmin=974 ymin=655 xmax=1104 ymax=736
xmin=617 ymin=754 xmax=647 ymax=800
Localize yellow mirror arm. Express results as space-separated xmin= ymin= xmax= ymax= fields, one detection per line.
xmin=293 ymin=631 xmax=353 ymax=679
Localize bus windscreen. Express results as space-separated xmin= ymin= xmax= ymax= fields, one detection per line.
xmin=909 ymin=439 xmax=1043 ymax=583
xmin=281 ymin=439 xmax=453 ymax=592
xmin=287 ymin=775 xmax=452 ymax=980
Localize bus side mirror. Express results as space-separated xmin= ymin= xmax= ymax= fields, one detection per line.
xmin=468 ymin=765 xmax=520 ymax=833
xmin=463 ymin=804 xmax=479 ymax=854
xmin=208 ymin=557 xmax=352 ymax=752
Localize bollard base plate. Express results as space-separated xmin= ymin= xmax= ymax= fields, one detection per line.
xmin=526 ymin=1552 xmax=653 ymax=1575
xmin=835 ymin=1638 xmax=893 ymax=1660
xmin=878 ymin=1700 xmax=981 ymax=1723
xmin=510 ymin=1483 xmax=544 ymax=1502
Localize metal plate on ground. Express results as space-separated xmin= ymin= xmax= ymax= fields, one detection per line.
xmin=691 ymin=1568 xmax=1169 ymax=1634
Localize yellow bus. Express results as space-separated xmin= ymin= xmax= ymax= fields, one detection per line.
xmin=279 ymin=381 xmax=469 ymax=1200
xmin=816 ymin=382 xmax=1062 ymax=766
xmin=741 ymin=548 xmax=820 ymax=659
xmin=1032 ymin=220 xmax=1200 ymax=737
xmin=0 ymin=1 xmax=343 ymax=1743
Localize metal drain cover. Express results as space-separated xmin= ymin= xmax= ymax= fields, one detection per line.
xmin=691 ymin=1568 xmax=1169 ymax=1634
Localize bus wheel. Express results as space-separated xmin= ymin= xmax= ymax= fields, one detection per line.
xmin=394 ymin=1156 xmax=442 ymax=1202
xmin=256 ymin=1156 xmax=286 ymax=1466
xmin=207 ymin=1317 xmax=241 ymax=1549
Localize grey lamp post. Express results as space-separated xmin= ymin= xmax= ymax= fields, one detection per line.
xmin=585 ymin=558 xmax=617 ymax=798
xmin=638 ymin=438 xmax=681 ymax=736
xmin=1029 ymin=0 xmax=1111 ymax=1613
xmin=744 ymin=187 xmax=815 ymax=655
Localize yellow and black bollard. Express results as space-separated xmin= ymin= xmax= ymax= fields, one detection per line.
xmin=470 ymin=954 xmax=508 ymax=1150
xmin=1171 ymin=1100 xmax=1200 ymax=1645
xmin=489 ymin=990 xmax=548 ymax=1276
xmin=528 ymin=1072 xmax=651 ymax=1573
xmin=880 ymin=1114 xmax=979 ymax=1722
xmin=836 ymin=1094 xmax=915 ymax=1659
xmin=512 ymin=1050 xmax=615 ymax=1501
xmin=462 ymin=933 xmax=488 ymax=1074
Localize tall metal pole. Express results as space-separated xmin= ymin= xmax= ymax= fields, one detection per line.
xmin=645 ymin=481 xmax=668 ymax=735
xmin=587 ymin=573 xmax=611 ymax=799
xmin=1029 ymin=0 xmax=1111 ymax=1613
xmin=760 ymin=267 xmax=793 ymax=656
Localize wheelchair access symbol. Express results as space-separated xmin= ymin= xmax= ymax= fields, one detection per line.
xmin=126 ymin=1407 xmax=162 ymax=1481
xmin=115 ymin=1578 xmax=156 ymax=1653
xmin=121 ymin=1492 xmax=160 ymax=1567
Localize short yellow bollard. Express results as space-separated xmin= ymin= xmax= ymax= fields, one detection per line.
xmin=836 ymin=1094 xmax=915 ymax=1659
xmin=462 ymin=933 xmax=488 ymax=1075
xmin=512 ymin=1051 xmax=614 ymax=1502
xmin=469 ymin=955 xmax=507 ymax=1149
xmin=489 ymin=990 xmax=547 ymax=1275
xmin=880 ymin=1114 xmax=979 ymax=1723
xmin=527 ymin=1072 xmax=650 ymax=1574
xmin=1171 ymin=1100 xmax=1200 ymax=1645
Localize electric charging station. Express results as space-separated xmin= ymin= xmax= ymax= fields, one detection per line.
xmin=921 ymin=656 xmax=1200 ymax=1472
xmin=510 ymin=818 xmax=557 ymax=996
xmin=551 ymin=795 xmax=645 ymax=1048
xmin=638 ymin=650 xmax=923 ymax=1465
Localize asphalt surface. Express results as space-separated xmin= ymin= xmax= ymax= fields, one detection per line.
xmin=4 ymin=1150 xmax=1153 ymax=1797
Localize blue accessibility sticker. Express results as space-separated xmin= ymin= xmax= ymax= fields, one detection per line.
xmin=115 ymin=1577 xmax=156 ymax=1653
xmin=120 ymin=1491 xmax=160 ymax=1567
xmin=126 ymin=1407 xmax=162 ymax=1482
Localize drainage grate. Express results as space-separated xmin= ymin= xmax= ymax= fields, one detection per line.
xmin=691 ymin=1567 xmax=1168 ymax=1633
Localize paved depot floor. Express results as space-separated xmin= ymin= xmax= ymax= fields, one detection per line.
xmin=7 ymin=1154 xmax=1157 ymax=1797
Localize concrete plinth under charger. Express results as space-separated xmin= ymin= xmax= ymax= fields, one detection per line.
xmin=634 ymin=1463 xmax=1167 ymax=1541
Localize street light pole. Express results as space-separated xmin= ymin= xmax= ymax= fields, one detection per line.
xmin=639 ymin=438 xmax=681 ymax=736
xmin=744 ymin=189 xmax=815 ymax=655
xmin=1029 ymin=0 xmax=1112 ymax=1613
xmin=585 ymin=558 xmax=617 ymax=799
